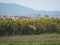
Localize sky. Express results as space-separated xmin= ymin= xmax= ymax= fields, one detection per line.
xmin=0 ymin=0 xmax=60 ymax=11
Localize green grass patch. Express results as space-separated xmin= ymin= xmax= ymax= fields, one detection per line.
xmin=0 ymin=42 xmax=60 ymax=45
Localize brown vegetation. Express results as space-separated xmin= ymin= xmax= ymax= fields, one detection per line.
xmin=0 ymin=34 xmax=60 ymax=42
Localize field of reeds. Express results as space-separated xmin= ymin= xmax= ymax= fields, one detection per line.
xmin=0 ymin=17 xmax=60 ymax=35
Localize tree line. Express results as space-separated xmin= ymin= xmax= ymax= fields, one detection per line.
xmin=0 ymin=17 xmax=60 ymax=36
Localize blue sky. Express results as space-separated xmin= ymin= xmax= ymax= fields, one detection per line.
xmin=0 ymin=0 xmax=60 ymax=11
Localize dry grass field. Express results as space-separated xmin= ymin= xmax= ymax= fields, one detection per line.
xmin=0 ymin=33 xmax=60 ymax=42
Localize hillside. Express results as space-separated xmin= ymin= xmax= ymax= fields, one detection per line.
xmin=0 ymin=3 xmax=60 ymax=17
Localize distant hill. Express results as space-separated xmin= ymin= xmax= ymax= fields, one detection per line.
xmin=0 ymin=3 xmax=60 ymax=17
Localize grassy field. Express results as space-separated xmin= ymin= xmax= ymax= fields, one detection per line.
xmin=0 ymin=33 xmax=60 ymax=42
xmin=0 ymin=34 xmax=60 ymax=45
xmin=0 ymin=42 xmax=60 ymax=45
